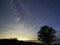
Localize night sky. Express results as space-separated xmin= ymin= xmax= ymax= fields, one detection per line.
xmin=0 ymin=0 xmax=60 ymax=40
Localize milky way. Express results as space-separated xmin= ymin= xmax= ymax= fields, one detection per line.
xmin=0 ymin=0 xmax=60 ymax=40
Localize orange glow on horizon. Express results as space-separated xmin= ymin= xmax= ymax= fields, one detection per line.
xmin=18 ymin=38 xmax=29 ymax=41
xmin=17 ymin=37 xmax=37 ymax=41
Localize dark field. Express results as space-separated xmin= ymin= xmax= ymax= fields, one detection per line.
xmin=0 ymin=39 xmax=41 ymax=45
xmin=0 ymin=39 xmax=60 ymax=45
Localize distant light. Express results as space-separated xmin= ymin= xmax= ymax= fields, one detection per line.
xmin=18 ymin=38 xmax=29 ymax=41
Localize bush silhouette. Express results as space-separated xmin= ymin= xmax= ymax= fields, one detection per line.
xmin=37 ymin=26 xmax=56 ymax=45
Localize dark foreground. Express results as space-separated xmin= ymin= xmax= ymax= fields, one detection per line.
xmin=0 ymin=39 xmax=60 ymax=45
xmin=0 ymin=39 xmax=41 ymax=45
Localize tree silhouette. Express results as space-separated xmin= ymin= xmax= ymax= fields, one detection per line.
xmin=37 ymin=26 xmax=56 ymax=45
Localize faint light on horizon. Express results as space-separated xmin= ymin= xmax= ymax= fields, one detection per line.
xmin=18 ymin=38 xmax=30 ymax=41
xmin=17 ymin=37 xmax=38 ymax=41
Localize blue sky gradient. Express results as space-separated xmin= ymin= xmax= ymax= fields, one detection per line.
xmin=0 ymin=0 xmax=60 ymax=40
